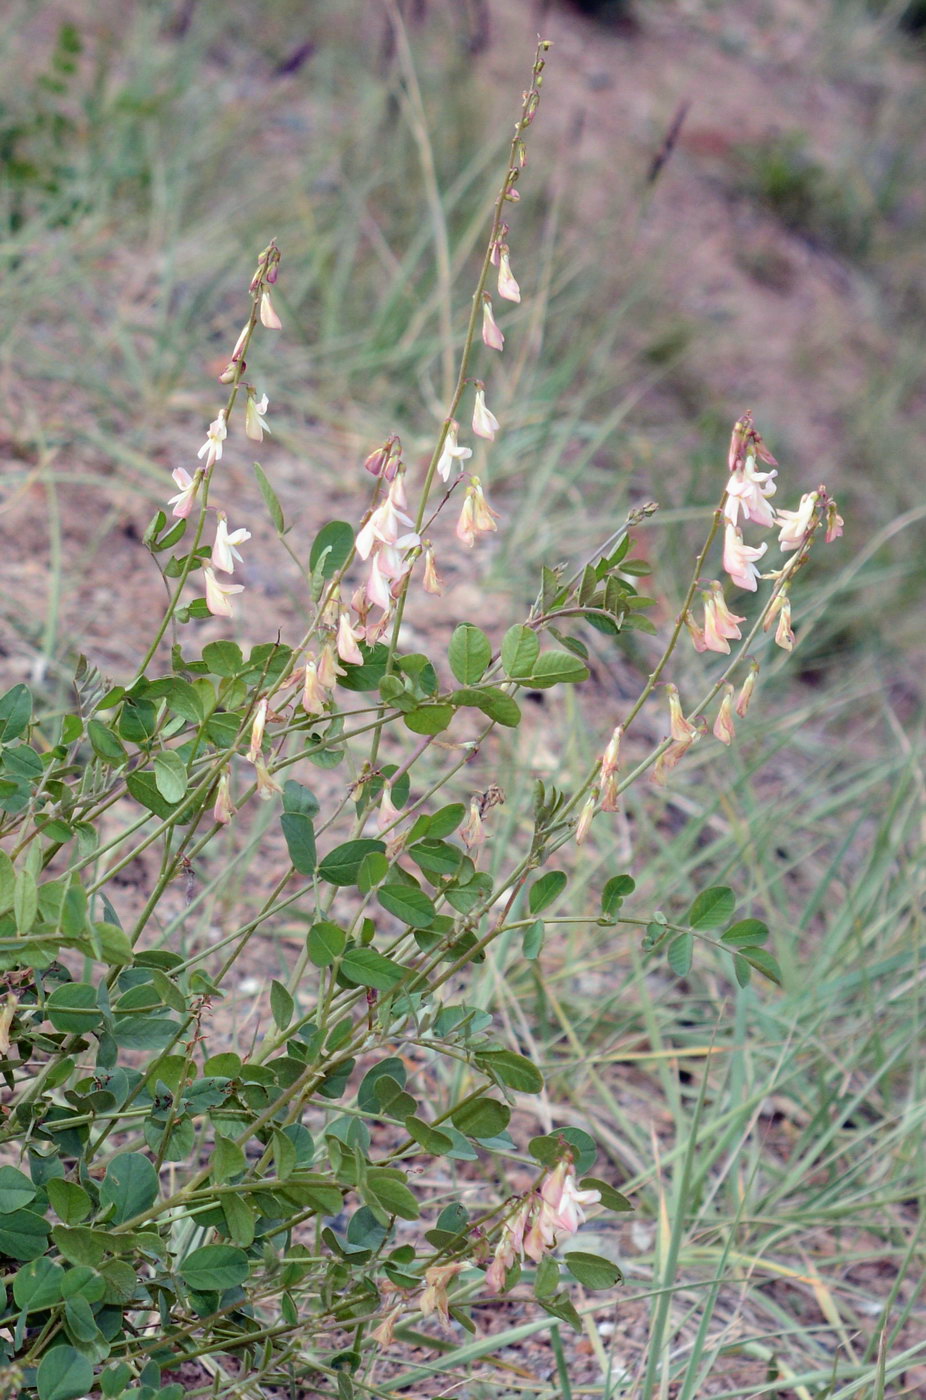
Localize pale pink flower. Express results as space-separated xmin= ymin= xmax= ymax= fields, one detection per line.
xmin=212 ymin=514 xmax=251 ymax=573
xmin=776 ymin=491 xmax=818 ymax=551
xmin=248 ymin=697 xmax=268 ymax=763
xmin=481 ymin=296 xmax=505 ymax=351
xmin=540 ymin=1158 xmax=601 ymax=1237
xmin=167 ymin=467 xmax=201 ymax=519
xmin=436 ymin=420 xmax=472 ymax=482
xmin=213 ymin=772 xmax=235 ymax=824
xmin=713 ymin=685 xmax=736 ymax=745
xmin=666 ymin=684 xmax=699 ymax=744
xmin=497 ymin=248 xmax=521 ymax=302
xmin=419 ymin=1261 xmax=465 ymax=1326
xmin=684 ymin=611 xmax=708 ymax=653
xmin=301 ymin=655 xmax=328 ymax=715
xmin=377 ymin=784 xmax=402 ymax=832
xmin=337 ymin=609 xmax=364 ymax=665
xmin=317 ymin=640 xmax=344 ymax=690
xmin=364 ymin=552 xmax=394 ymax=611
xmin=203 ymin=566 xmax=244 ymax=617
xmin=259 ymin=290 xmax=282 ymax=329
xmin=244 ymin=391 xmax=270 ymax=443
xmin=230 ymin=322 xmax=250 ymax=362
xmin=197 ymin=412 xmax=227 ymax=471
xmin=724 ymin=453 xmax=778 ymax=528
xmin=702 ymin=583 xmax=745 ymax=653
xmin=723 ymin=524 xmax=767 ymax=591
xmin=472 ymin=387 xmax=500 ymax=441
xmin=652 ymin=738 xmax=695 ymax=786
xmin=355 ymin=493 xmax=416 ymax=560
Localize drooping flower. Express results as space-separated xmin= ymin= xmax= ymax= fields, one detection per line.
xmin=825 ymin=497 xmax=844 ymax=543
xmin=197 ymin=412 xmax=227 ymax=471
xmin=666 ymin=683 xmax=699 ymax=745
xmin=337 ymin=609 xmax=364 ymax=665
xmin=455 ymin=477 xmax=500 ymax=548
xmin=259 ymin=290 xmax=282 ymax=329
xmin=472 ymin=387 xmax=500 ymax=441
xmin=713 ymin=684 xmax=736 ymax=745
xmin=254 ymin=757 xmax=281 ymax=800
xmin=774 ymin=595 xmax=794 ymax=651
xmin=167 ymin=467 xmax=201 ymax=520
xmin=735 ymin=664 xmax=759 ymax=717
xmin=723 ymin=524 xmax=767 ymax=591
xmin=776 ymin=491 xmax=818 ymax=551
xmin=364 ymin=551 xmax=394 ymax=611
xmin=599 ymin=725 xmax=623 ymax=811
xmin=684 ymin=610 xmax=708 ymax=653
xmin=481 ymin=296 xmax=505 ymax=351
xmin=355 ymin=481 xmax=417 ymax=559
xmin=244 ymin=391 xmax=270 ymax=443
xmin=213 ymin=772 xmax=235 ymax=824
xmin=702 ymin=582 xmax=746 ymax=653
xmin=574 ymin=792 xmax=596 ymax=846
xmin=724 ymin=452 xmax=778 ymax=528
xmin=436 ymin=420 xmax=472 ymax=483
xmin=212 ymin=514 xmax=252 ymax=574
xmin=422 ymin=543 xmax=444 ymax=595
xmin=301 ymin=654 xmax=328 ymax=715
xmin=203 ymin=566 xmax=244 ymax=617
xmin=539 ymin=1158 xmax=601 ymax=1238
xmin=497 ymin=248 xmax=521 ymax=303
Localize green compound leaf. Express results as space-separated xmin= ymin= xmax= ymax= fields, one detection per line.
xmin=405 ymin=1116 xmax=454 ymax=1155
xmin=403 ymin=703 xmax=455 ymax=735
xmin=362 ymin=1168 xmax=420 ymax=1221
xmin=688 ymin=885 xmax=735 ymax=930
xmin=179 ymin=1243 xmax=250 ymax=1292
xmin=0 ymin=1165 xmax=36 ymax=1213
xmin=36 ymin=1346 xmax=94 ymax=1400
xmin=340 ymin=947 xmax=406 ymax=991
xmin=0 ymin=1209 xmax=51 ymax=1260
xmin=318 ymin=839 xmax=385 ymax=886
xmin=281 ymin=811 xmax=317 ymax=875
xmin=201 ymin=640 xmax=244 ymax=677
xmin=667 ymin=932 xmax=693 ymax=976
xmin=0 ymin=684 xmax=32 ymax=743
xmin=153 ymin=750 xmax=188 ymax=804
xmin=525 ymin=650 xmax=589 ymax=688
xmin=45 ymin=982 xmax=102 ymax=1034
xmin=721 ymin=918 xmax=770 ymax=947
xmin=528 ymin=870 xmax=566 ymax=915
xmin=450 ymin=1097 xmax=511 ymax=1139
xmin=13 ymin=1257 xmax=65 ymax=1312
xmin=307 ymin=921 xmax=347 ymax=967
xmin=99 ymin=1152 xmax=158 ymax=1226
xmin=450 ymin=687 xmax=521 ymax=727
xmin=501 ymin=624 xmax=540 ymax=679
xmin=448 ymin=624 xmax=492 ymax=684
xmin=378 ymin=884 xmax=436 ymax=928
xmin=563 ymin=1251 xmax=623 ymax=1289
xmin=475 ymin=1049 xmax=544 ymax=1093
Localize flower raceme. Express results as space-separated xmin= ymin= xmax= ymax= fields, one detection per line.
xmin=484 ymin=1157 xmax=600 ymax=1295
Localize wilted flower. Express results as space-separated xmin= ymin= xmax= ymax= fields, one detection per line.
xmin=735 ymin=665 xmax=759 ymax=716
xmin=422 ymin=543 xmax=444 ymax=595
xmin=776 ymin=491 xmax=818 ymax=551
xmin=456 ymin=477 xmax=500 ymax=547
xmin=725 ymin=452 xmax=778 ymax=529
xmin=213 ymin=772 xmax=235 ymax=824
xmin=481 ymin=296 xmax=504 ymax=351
xmin=723 ymin=524 xmax=767 ymax=591
xmin=248 ymin=696 xmax=268 ymax=764
xmin=666 ymin=683 xmax=699 ymax=745
xmin=203 ymin=566 xmax=244 ymax=617
xmin=259 ymin=290 xmax=282 ymax=329
xmin=212 ymin=514 xmax=251 ymax=574
xmin=0 ymin=993 xmax=18 ymax=1055
xmin=371 ymin=1304 xmax=403 ymax=1347
xmin=244 ymin=391 xmax=270 ymax=442
xmin=167 ymin=467 xmax=201 ymax=519
xmin=684 ymin=610 xmax=708 ymax=653
xmin=765 ymin=592 xmax=795 ymax=651
xmin=825 ymin=497 xmax=844 ymax=543
xmin=197 ymin=412 xmax=227 ymax=471
xmin=599 ymin=725 xmax=623 ymax=811
xmin=497 ymin=247 xmax=521 ymax=302
xmin=472 ymin=387 xmax=500 ymax=441
xmin=713 ymin=684 xmax=736 ymax=744
xmin=460 ymin=795 xmax=485 ymax=849
xmin=574 ymin=792 xmax=596 ymax=846
xmin=436 ymin=419 xmax=472 ymax=483
xmin=377 ymin=784 xmax=402 ymax=833
xmin=301 ymin=654 xmax=328 ymax=715
xmin=420 ymin=1261 xmax=465 ymax=1326
xmin=254 ymin=757 xmax=281 ymax=800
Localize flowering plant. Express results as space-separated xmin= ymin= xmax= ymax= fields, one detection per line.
xmin=0 ymin=38 xmax=842 ymax=1400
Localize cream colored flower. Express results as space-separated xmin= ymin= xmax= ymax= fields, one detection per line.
xmin=723 ymin=524 xmax=767 ymax=591
xmin=481 ymin=296 xmax=504 ymax=351
xmin=497 ymin=248 xmax=521 ymax=302
xmin=244 ymin=391 xmax=270 ymax=443
xmin=197 ymin=412 xmax=227 ymax=470
xmin=724 ymin=452 xmax=778 ymax=528
xmin=776 ymin=491 xmax=818 ymax=551
xmin=167 ymin=467 xmax=201 ymax=519
xmin=212 ymin=514 xmax=251 ymax=573
xmin=203 ymin=567 xmax=244 ymax=617
xmin=471 ymin=387 xmax=500 ymax=441
xmin=436 ymin=420 xmax=472 ymax=482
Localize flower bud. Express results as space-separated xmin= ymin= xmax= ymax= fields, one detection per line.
xmin=481 ymin=296 xmax=505 ymax=351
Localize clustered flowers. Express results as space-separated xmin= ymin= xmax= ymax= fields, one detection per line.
xmin=485 ymin=1154 xmax=601 ymax=1294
